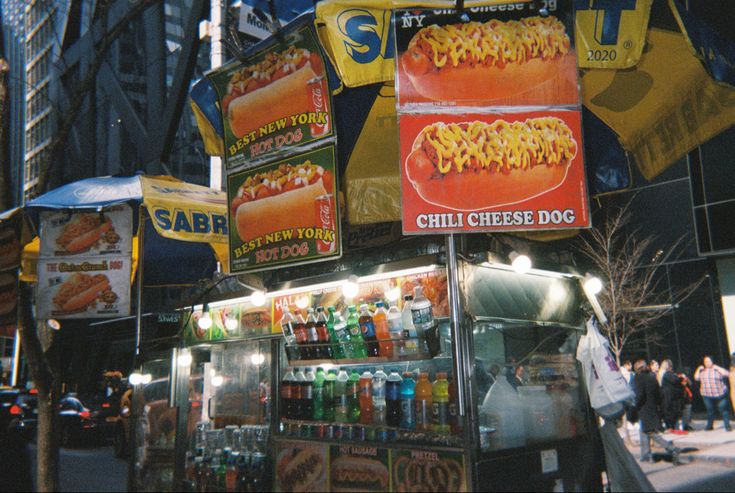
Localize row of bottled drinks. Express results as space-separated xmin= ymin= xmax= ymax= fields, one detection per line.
xmin=184 ymin=424 xmax=271 ymax=493
xmin=281 ymin=366 xmax=463 ymax=441
xmin=279 ymin=286 xmax=435 ymax=361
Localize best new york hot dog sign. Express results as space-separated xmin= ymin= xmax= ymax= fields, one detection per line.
xmin=227 ymin=146 xmax=341 ymax=272
xmin=206 ymin=22 xmax=334 ymax=169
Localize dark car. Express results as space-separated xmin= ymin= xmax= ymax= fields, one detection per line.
xmin=0 ymin=388 xmax=38 ymax=439
xmin=58 ymin=395 xmax=98 ymax=447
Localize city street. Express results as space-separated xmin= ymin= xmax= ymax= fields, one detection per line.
xmin=29 ymin=444 xmax=127 ymax=492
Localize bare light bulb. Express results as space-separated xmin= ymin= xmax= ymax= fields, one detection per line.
xmin=250 ymin=290 xmax=266 ymax=307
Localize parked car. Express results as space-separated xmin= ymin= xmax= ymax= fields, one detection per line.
xmin=58 ymin=395 xmax=99 ymax=447
xmin=0 ymin=388 xmax=38 ymax=439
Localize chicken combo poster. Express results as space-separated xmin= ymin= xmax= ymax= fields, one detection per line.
xmin=37 ymin=205 xmax=132 ymax=319
xmin=395 ymin=1 xmax=590 ymax=235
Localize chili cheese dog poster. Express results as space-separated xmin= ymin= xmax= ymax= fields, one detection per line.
xmin=394 ymin=2 xmax=579 ymax=109
xmin=400 ymin=111 xmax=589 ymax=234
xmin=39 ymin=205 xmax=133 ymax=257
xmin=227 ymin=145 xmax=341 ymax=272
xmin=206 ymin=20 xmax=334 ymax=170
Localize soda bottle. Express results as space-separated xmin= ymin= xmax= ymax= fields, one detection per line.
xmin=372 ymin=368 xmax=387 ymax=427
xmin=385 ymin=370 xmax=403 ymax=427
xmin=387 ymin=302 xmax=405 ymax=356
xmin=372 ymin=302 xmax=394 ymax=358
xmin=225 ymin=450 xmax=239 ymax=492
xmin=281 ymin=368 xmax=295 ymax=420
xmin=400 ymin=372 xmax=416 ymax=430
xmin=323 ymin=369 xmax=336 ymax=422
xmin=358 ymin=371 xmax=374 ymax=425
xmin=347 ymin=370 xmax=361 ymax=424
xmin=334 ymin=369 xmax=349 ymax=423
xmin=402 ymin=295 xmax=418 ymax=354
xmin=411 ymin=287 xmax=433 ymax=353
xmin=448 ymin=372 xmax=463 ymax=435
xmin=358 ymin=304 xmax=380 ymax=357
xmin=326 ymin=307 xmax=344 ymax=359
xmin=293 ymin=369 xmax=306 ymax=420
xmin=415 ymin=372 xmax=433 ymax=432
xmin=315 ymin=307 xmax=333 ymax=359
xmin=279 ymin=308 xmax=300 ymax=361
xmin=214 ymin=449 xmax=226 ymax=490
xmin=333 ymin=308 xmax=353 ymax=359
xmin=293 ymin=310 xmax=310 ymax=360
xmin=313 ymin=367 xmax=326 ymax=421
xmin=305 ymin=308 xmax=320 ymax=359
xmin=303 ymin=368 xmax=315 ymax=421
xmin=346 ymin=306 xmax=368 ymax=358
xmin=432 ymin=372 xmax=450 ymax=434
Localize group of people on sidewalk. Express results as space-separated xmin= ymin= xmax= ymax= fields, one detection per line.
xmin=622 ymin=354 xmax=735 ymax=462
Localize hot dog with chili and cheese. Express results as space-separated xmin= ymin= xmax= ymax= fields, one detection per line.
xmin=52 ymin=273 xmax=112 ymax=313
xmin=402 ymin=16 xmax=572 ymax=101
xmin=55 ymin=214 xmax=113 ymax=253
xmin=406 ymin=117 xmax=578 ymax=210
xmin=223 ymin=46 xmax=325 ymax=139
xmin=230 ymin=161 xmax=333 ymax=243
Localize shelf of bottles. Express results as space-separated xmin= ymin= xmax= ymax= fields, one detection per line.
xmin=184 ymin=423 xmax=271 ymax=493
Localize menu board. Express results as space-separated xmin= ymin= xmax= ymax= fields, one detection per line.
xmin=391 ymin=448 xmax=466 ymax=492
xmin=36 ymin=256 xmax=132 ymax=319
xmin=395 ymin=2 xmax=588 ymax=235
xmin=183 ymin=299 xmax=273 ymax=345
xmin=400 ymin=110 xmax=588 ymax=234
xmin=330 ymin=444 xmax=390 ymax=492
xmin=39 ymin=205 xmax=132 ymax=257
xmin=206 ymin=20 xmax=334 ymax=169
xmin=395 ymin=3 xmax=578 ymax=110
xmin=227 ymin=145 xmax=340 ymax=272
xmin=275 ymin=441 xmax=329 ymax=492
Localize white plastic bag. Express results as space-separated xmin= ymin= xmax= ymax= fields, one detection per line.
xmin=577 ymin=317 xmax=635 ymax=418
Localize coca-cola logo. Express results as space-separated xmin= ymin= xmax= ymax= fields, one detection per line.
xmin=311 ymin=85 xmax=324 ymax=112
xmin=318 ymin=201 xmax=332 ymax=227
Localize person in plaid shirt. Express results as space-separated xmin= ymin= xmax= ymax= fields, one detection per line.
xmin=694 ymin=355 xmax=731 ymax=431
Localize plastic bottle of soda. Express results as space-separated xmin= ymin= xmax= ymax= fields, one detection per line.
xmin=387 ymin=302 xmax=404 ymax=356
xmin=293 ymin=310 xmax=310 ymax=360
xmin=386 ymin=369 xmax=403 ymax=427
xmin=281 ymin=368 xmax=295 ymax=420
xmin=312 ymin=367 xmax=326 ymax=421
xmin=304 ymin=368 xmax=315 ymax=421
xmin=305 ymin=308 xmax=320 ymax=359
xmin=372 ymin=302 xmax=394 ymax=358
xmin=331 ymin=308 xmax=351 ymax=359
xmin=279 ymin=308 xmax=300 ymax=361
xmin=323 ymin=369 xmax=337 ymax=422
xmin=346 ymin=306 xmax=368 ymax=358
xmin=358 ymin=304 xmax=380 ymax=357
xmin=411 ymin=287 xmax=433 ymax=353
xmin=448 ymin=372 xmax=463 ymax=435
xmin=334 ymin=369 xmax=349 ymax=423
xmin=432 ymin=372 xmax=450 ymax=434
xmin=358 ymin=371 xmax=374 ymax=425
xmin=326 ymin=307 xmax=344 ymax=359
xmin=401 ymin=296 xmax=418 ymax=354
xmin=415 ymin=372 xmax=433 ymax=432
xmin=293 ymin=369 xmax=306 ymax=420
xmin=372 ymin=368 xmax=387 ymax=428
xmin=400 ymin=372 xmax=416 ymax=430
xmin=347 ymin=370 xmax=361 ymax=424
xmin=315 ymin=307 xmax=333 ymax=359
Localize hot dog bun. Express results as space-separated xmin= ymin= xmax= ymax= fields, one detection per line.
xmin=278 ymin=449 xmax=324 ymax=492
xmin=0 ymin=273 xmax=17 ymax=316
xmin=52 ymin=273 xmax=110 ymax=313
xmin=402 ymin=16 xmax=573 ymax=102
xmin=56 ymin=214 xmax=113 ymax=253
xmin=406 ymin=117 xmax=577 ymax=210
xmin=330 ymin=456 xmax=389 ymax=492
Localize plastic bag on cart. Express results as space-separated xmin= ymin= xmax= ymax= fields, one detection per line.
xmin=577 ymin=317 xmax=635 ymax=419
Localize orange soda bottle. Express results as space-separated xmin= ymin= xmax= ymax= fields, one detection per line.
xmin=372 ymin=302 xmax=394 ymax=357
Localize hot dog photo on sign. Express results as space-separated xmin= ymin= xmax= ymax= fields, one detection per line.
xmin=39 ymin=205 xmax=132 ymax=257
xmin=395 ymin=2 xmax=579 ymax=109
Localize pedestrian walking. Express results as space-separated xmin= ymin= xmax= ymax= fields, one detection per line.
xmin=634 ymin=359 xmax=673 ymax=462
xmin=678 ymin=368 xmax=694 ymax=431
xmin=694 ymin=355 xmax=731 ymax=432
xmin=649 ymin=360 xmax=660 ymax=375
xmin=659 ymin=359 xmax=684 ymax=431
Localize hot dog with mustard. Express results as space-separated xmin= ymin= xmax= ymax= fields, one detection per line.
xmin=406 ymin=117 xmax=578 ymax=210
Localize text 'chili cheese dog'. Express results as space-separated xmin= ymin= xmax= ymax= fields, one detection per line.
xmin=224 ymin=46 xmax=325 ymax=139
xmin=52 ymin=273 xmax=111 ymax=313
xmin=406 ymin=117 xmax=578 ymax=210
xmin=402 ymin=16 xmax=571 ymax=101
xmin=231 ymin=161 xmax=333 ymax=243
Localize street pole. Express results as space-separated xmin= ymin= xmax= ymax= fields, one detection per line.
xmin=209 ymin=0 xmax=225 ymax=190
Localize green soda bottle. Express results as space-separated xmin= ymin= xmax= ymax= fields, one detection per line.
xmin=346 ymin=306 xmax=368 ymax=358
xmin=327 ymin=307 xmax=345 ymax=359
xmin=347 ymin=370 xmax=361 ymax=424
xmin=313 ymin=367 xmax=326 ymax=421
xmin=323 ymin=369 xmax=337 ymax=422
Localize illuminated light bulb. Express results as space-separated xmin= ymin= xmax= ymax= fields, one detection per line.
xmin=141 ymin=374 xmax=152 ymax=385
xmin=295 ymin=296 xmax=310 ymax=310
xmin=250 ymin=353 xmax=265 ymax=365
xmin=197 ymin=311 xmax=213 ymax=330
xmin=211 ymin=375 xmax=224 ymax=387
xmin=250 ymin=290 xmax=266 ymax=307
xmin=385 ymin=287 xmax=401 ymax=302
xmin=128 ymin=372 xmax=143 ymax=385
xmin=177 ymin=351 xmax=193 ymax=367
xmin=342 ymin=275 xmax=360 ymax=299
xmin=584 ymin=275 xmax=603 ymax=295
xmin=225 ymin=316 xmax=239 ymax=332
xmin=509 ymin=252 xmax=532 ymax=274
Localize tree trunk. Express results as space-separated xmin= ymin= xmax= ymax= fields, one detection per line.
xmin=19 ymin=283 xmax=60 ymax=492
